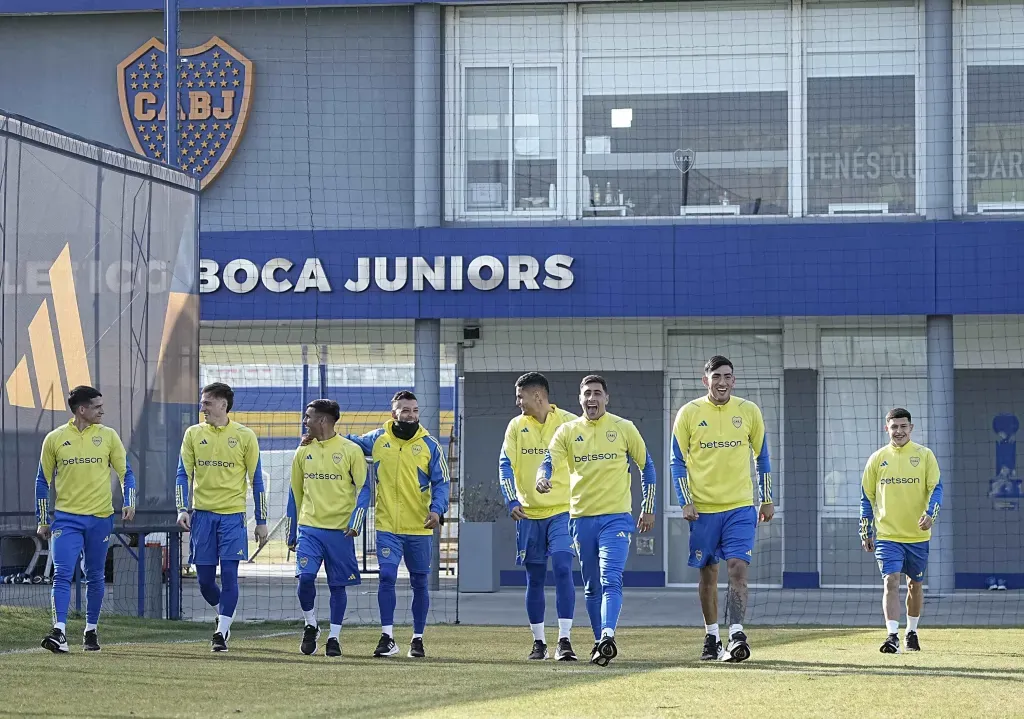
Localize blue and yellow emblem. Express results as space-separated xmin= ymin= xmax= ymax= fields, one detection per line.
xmin=117 ymin=36 xmax=253 ymax=189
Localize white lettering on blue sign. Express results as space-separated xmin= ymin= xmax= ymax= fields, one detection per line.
xmin=198 ymin=255 xmax=574 ymax=294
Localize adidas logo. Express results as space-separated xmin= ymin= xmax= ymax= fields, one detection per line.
xmin=616 ymin=531 xmax=627 ymax=538
xmin=62 ymin=441 xmax=71 ymax=447
xmin=306 ymin=454 xmax=313 ymax=460
xmin=237 ymin=549 xmax=244 ymax=556
xmin=4 ymin=245 xmax=91 ymax=410
xmin=881 ymin=460 xmax=888 ymax=467
xmin=348 ymin=573 xmax=356 ymax=580
xmin=575 ymin=435 xmax=585 ymax=442
xmin=521 ymin=427 xmax=529 ymax=433
xmin=698 ymin=420 xmax=708 ymax=427
xmin=383 ymin=442 xmax=391 ymax=448
xmin=200 ymin=439 xmax=208 ymax=445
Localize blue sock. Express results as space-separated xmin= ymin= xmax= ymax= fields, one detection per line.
xmin=584 ymin=589 xmax=602 ymax=641
xmin=219 ymin=561 xmax=239 ymax=617
xmin=599 ymin=532 xmax=628 ymax=635
xmin=196 ymin=564 xmax=221 ymax=608
xmin=51 ymin=568 xmax=72 ymax=625
xmin=297 ymin=574 xmax=316 ymax=612
xmin=85 ymin=565 xmax=105 ymax=625
xmin=525 ymin=562 xmax=547 ymax=625
xmin=410 ymin=571 xmax=429 ymax=635
xmin=551 ymin=552 xmax=575 ymax=621
xmin=329 ymin=586 xmax=348 ymax=625
xmin=378 ymin=563 xmax=398 ymax=628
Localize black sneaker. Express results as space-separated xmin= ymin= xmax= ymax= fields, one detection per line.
xmin=723 ymin=631 xmax=751 ymax=663
xmin=905 ymin=631 xmax=920 ymax=652
xmin=880 ymin=633 xmax=900 ymax=654
xmin=591 ymin=636 xmax=617 ymax=667
xmin=325 ymin=637 xmax=342 ymax=657
xmin=701 ymin=634 xmax=723 ymax=661
xmin=528 ymin=639 xmax=548 ymax=660
xmin=555 ymin=637 xmax=577 ymax=661
xmin=41 ymin=628 xmax=69 ymax=654
xmin=83 ymin=630 xmax=101 ymax=652
xmin=408 ymin=637 xmax=426 ymax=658
xmin=300 ymin=624 xmax=320 ymax=655
xmin=373 ymin=633 xmax=398 ymax=657
xmin=211 ymin=631 xmax=229 ymax=653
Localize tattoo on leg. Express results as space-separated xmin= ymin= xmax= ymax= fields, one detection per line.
xmin=724 ymin=586 xmax=747 ymax=626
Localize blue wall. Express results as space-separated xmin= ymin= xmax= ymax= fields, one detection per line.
xmin=199 ymin=221 xmax=1024 ymax=321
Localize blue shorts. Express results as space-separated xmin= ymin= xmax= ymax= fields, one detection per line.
xmin=516 ymin=512 xmax=574 ymax=565
xmin=51 ymin=511 xmax=113 ymax=580
xmin=688 ymin=505 xmax=757 ymax=568
xmin=189 ymin=510 xmax=248 ymax=565
xmin=875 ymin=540 xmax=929 ymax=580
xmin=376 ymin=531 xmax=432 ymax=574
xmin=568 ymin=512 xmax=634 ymax=564
xmin=295 ymin=526 xmax=361 ymax=587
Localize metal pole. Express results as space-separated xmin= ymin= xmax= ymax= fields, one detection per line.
xmin=319 ymin=344 xmax=328 ymax=398
xmin=168 ymin=530 xmax=181 ymax=619
xmin=414 ymin=319 xmax=441 ymax=591
xmin=927 ymin=315 xmax=955 ymax=594
xmin=137 ymin=532 xmax=146 ymax=617
xmin=164 ymin=0 xmax=179 ymax=168
xmin=300 ymin=345 xmax=309 ymax=435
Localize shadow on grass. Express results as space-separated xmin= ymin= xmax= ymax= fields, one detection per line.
xmin=722 ymin=658 xmax=1024 ymax=682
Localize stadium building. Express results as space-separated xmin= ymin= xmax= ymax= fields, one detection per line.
xmin=2 ymin=0 xmax=1024 ymax=599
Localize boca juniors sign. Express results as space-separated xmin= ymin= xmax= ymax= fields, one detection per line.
xmin=117 ymin=36 xmax=253 ymax=189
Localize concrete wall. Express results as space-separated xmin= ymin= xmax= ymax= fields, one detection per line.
xmin=0 ymin=8 xmax=415 ymax=231
xmin=462 ymin=370 xmax=666 ymax=586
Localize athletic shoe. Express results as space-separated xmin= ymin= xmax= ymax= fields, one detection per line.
xmin=325 ymin=637 xmax=342 ymax=657
xmin=373 ymin=633 xmax=398 ymax=657
xmin=408 ymin=637 xmax=426 ymax=658
xmin=591 ymin=636 xmax=617 ymax=667
xmin=722 ymin=631 xmax=751 ymax=663
xmin=300 ymin=624 xmax=320 ymax=655
xmin=879 ymin=633 xmax=900 ymax=654
xmin=701 ymin=634 xmax=723 ymax=661
xmin=41 ymin=628 xmax=69 ymax=654
xmin=555 ymin=638 xmax=577 ymax=661
xmin=528 ymin=640 xmax=548 ymax=660
xmin=905 ymin=630 xmax=921 ymax=652
xmin=83 ymin=629 xmax=101 ymax=652
xmin=211 ymin=630 xmax=229 ymax=652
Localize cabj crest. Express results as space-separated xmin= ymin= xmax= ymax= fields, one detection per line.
xmin=117 ymin=36 xmax=253 ymax=189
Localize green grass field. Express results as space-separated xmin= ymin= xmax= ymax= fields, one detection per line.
xmin=1 ymin=608 xmax=1022 ymax=718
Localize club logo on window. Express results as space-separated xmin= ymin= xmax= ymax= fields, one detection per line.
xmin=732 ymin=416 xmax=743 ymax=429
xmin=606 ymin=431 xmax=617 ymax=443
xmin=910 ymin=456 xmax=920 ymax=467
xmin=673 ymin=148 xmax=695 ymax=174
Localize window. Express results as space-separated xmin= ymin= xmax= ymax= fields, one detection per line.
xmin=805 ymin=0 xmax=920 ymax=216
xmin=448 ymin=8 xmax=567 ymax=219
xmin=464 ymin=66 xmax=560 ymax=213
xmin=961 ymin=2 xmax=1024 ymax=214
xmin=580 ymin=2 xmax=790 ymax=218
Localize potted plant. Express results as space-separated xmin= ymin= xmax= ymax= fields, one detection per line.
xmin=458 ymin=480 xmax=506 ymax=593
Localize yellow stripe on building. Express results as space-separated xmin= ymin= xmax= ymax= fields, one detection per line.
xmin=232 ymin=411 xmax=456 ymax=439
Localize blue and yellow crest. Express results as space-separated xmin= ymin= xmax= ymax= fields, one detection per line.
xmin=117 ymin=36 xmax=253 ymax=190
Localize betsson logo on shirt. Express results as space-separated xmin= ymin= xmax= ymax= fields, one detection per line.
xmin=698 ymin=440 xmax=743 ymax=449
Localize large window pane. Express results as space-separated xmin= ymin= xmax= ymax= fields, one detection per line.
xmin=822 ymin=378 xmax=879 ymax=510
xmin=465 ymin=67 xmax=509 ymax=212
xmin=582 ymin=92 xmax=788 ymax=217
xmin=513 ymin=67 xmax=558 ymax=212
xmin=966 ymin=66 xmax=1024 ymax=213
xmin=807 ymin=76 xmax=916 ymax=216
